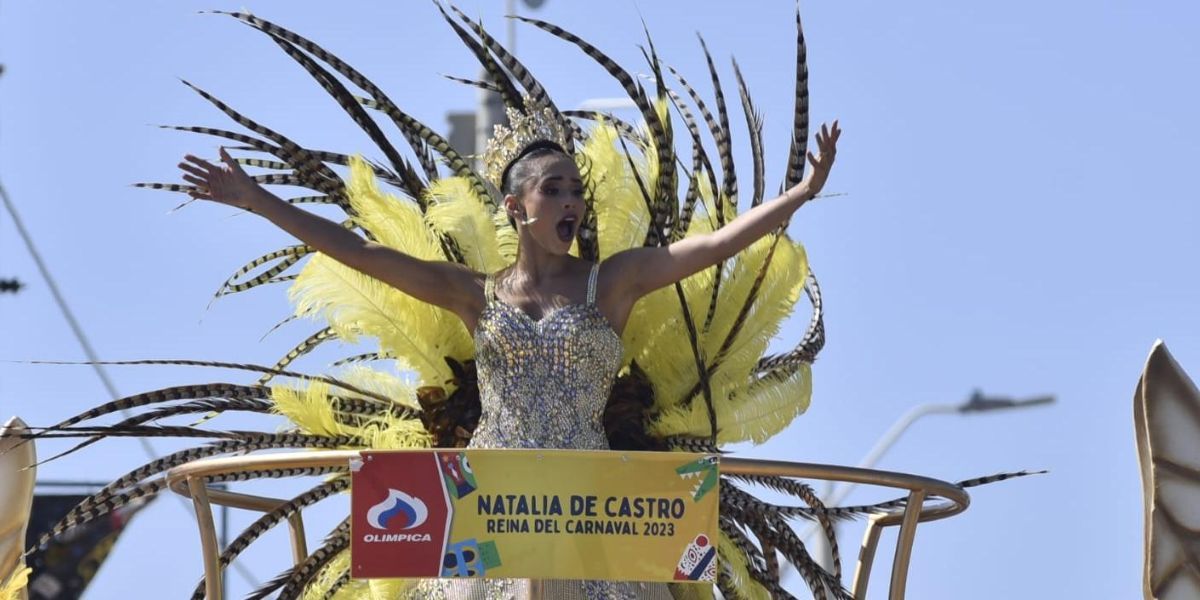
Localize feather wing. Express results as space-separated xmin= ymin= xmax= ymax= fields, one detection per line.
xmin=288 ymin=158 xmax=473 ymax=385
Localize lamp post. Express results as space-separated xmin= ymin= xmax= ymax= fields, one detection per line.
xmin=475 ymin=0 xmax=549 ymax=167
xmin=806 ymin=390 xmax=1055 ymax=569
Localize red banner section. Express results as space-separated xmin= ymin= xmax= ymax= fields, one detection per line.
xmin=350 ymin=451 xmax=452 ymax=578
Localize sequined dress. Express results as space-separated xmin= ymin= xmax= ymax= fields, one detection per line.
xmin=412 ymin=264 xmax=676 ymax=599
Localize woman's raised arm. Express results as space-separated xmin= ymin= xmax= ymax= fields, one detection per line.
xmin=178 ymin=148 xmax=482 ymax=321
xmin=605 ymin=121 xmax=841 ymax=302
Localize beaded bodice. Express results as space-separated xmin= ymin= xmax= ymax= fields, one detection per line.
xmin=470 ymin=263 xmax=621 ymax=450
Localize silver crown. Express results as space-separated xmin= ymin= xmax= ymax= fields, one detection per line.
xmin=482 ymin=97 xmax=571 ymax=190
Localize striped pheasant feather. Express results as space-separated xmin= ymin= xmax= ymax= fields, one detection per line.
xmin=731 ymin=58 xmax=766 ymax=207
xmin=783 ymin=4 xmax=811 ymax=190
xmin=445 ymin=4 xmax=582 ymax=143
xmin=256 ymin=327 xmax=337 ymax=385
xmin=261 ymin=34 xmax=428 ymax=203
xmin=248 ymin=518 xmax=351 ymax=600
xmin=179 ymin=79 xmax=344 ymax=201
xmin=515 ymin=15 xmax=677 ymax=245
xmin=432 ymin=3 xmax=523 ymax=112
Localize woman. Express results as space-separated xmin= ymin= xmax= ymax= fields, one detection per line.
xmin=178 ymin=105 xmax=840 ymax=598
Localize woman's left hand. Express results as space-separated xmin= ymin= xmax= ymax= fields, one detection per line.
xmin=790 ymin=120 xmax=841 ymax=202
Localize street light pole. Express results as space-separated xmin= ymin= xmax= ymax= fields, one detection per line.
xmin=806 ymin=390 xmax=1054 ymax=569
xmin=506 ymin=0 xmax=517 ymax=54
xmin=474 ymin=0 xmax=546 ymax=170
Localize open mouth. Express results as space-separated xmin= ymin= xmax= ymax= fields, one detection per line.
xmin=556 ymin=215 xmax=578 ymax=242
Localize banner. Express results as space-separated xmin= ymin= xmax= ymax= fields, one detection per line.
xmin=24 ymin=494 xmax=152 ymax=599
xmin=350 ymin=449 xmax=719 ymax=582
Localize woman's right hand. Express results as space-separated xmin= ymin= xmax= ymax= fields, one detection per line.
xmin=179 ymin=147 xmax=263 ymax=211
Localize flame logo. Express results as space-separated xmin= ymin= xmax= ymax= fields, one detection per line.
xmin=366 ymin=489 xmax=429 ymax=530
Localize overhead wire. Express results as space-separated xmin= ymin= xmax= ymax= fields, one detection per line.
xmin=0 ymin=20 xmax=262 ymax=586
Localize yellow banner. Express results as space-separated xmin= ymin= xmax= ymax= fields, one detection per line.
xmin=351 ymin=449 xmax=719 ymax=582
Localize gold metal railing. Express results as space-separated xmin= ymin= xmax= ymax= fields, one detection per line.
xmin=166 ymin=451 xmax=970 ymax=600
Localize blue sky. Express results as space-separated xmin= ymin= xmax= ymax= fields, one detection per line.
xmin=2 ymin=1 xmax=1198 ymax=598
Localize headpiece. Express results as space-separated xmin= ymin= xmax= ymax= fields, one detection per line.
xmin=482 ymin=96 xmax=571 ymax=190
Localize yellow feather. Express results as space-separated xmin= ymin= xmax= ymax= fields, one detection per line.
xmin=701 ymin=237 xmax=809 ymax=403
xmin=572 ymin=113 xmax=816 ymax=444
xmin=642 ymin=234 xmax=811 ymax=443
xmin=368 ymin=579 xmax=417 ymax=599
xmin=654 ymin=97 xmax=671 ymax=135
xmin=300 ymin=549 xmax=358 ymax=600
xmin=337 ymin=366 xmax=422 ymax=411
xmin=271 ymin=371 xmax=432 ymax=450
xmin=0 ymin=567 xmax=30 ymax=600
xmin=669 ymin=582 xmax=715 ymax=600
xmin=330 ymin=367 xmax=431 ymax=449
xmin=271 ymin=380 xmax=345 ymax=437
xmin=650 ymin=362 xmax=812 ymax=444
xmin=724 ymin=362 xmax=813 ymax=444
xmin=289 ymin=255 xmax=470 ymax=384
xmin=693 ymin=174 xmax=719 ymax=232
xmin=359 ymin=413 xmax=433 ymax=451
xmin=624 ymin=276 xmax=712 ymax=407
xmin=425 ymin=177 xmax=505 ymax=273
xmin=491 ymin=207 xmax=519 ymax=265
xmin=344 ymin=157 xmax=440 ymax=259
xmin=581 ymin=121 xmax=651 ymax=259
xmin=621 ymin=192 xmax=725 ymax=401
xmin=629 ymin=231 xmax=808 ymax=413
xmin=288 ymin=158 xmax=473 ymax=385
xmin=623 ymin=276 xmax=716 ymax=408
xmin=704 ymin=238 xmax=808 ymax=359
xmin=719 ymin=531 xmax=772 ymax=600
xmin=618 ymin=196 xmax=718 ymax=370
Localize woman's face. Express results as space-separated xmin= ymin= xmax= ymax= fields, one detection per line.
xmin=505 ymin=154 xmax=584 ymax=256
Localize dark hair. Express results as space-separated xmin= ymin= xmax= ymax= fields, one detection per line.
xmin=500 ymin=140 xmax=568 ymax=198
